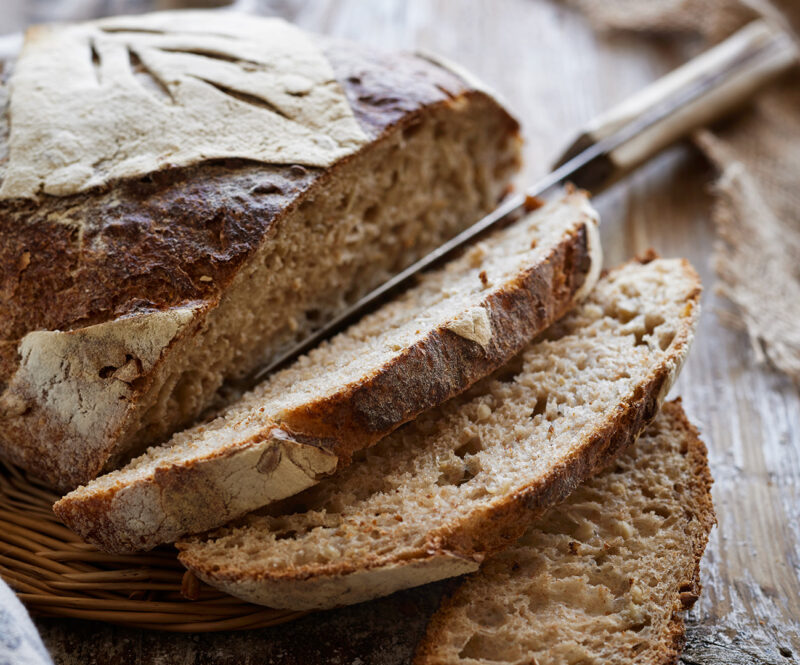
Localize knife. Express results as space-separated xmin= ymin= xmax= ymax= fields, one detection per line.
xmin=250 ymin=18 xmax=797 ymax=384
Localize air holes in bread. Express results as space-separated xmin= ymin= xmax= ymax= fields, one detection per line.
xmin=274 ymin=530 xmax=299 ymax=541
xmin=459 ymin=633 xmax=518 ymax=661
xmin=436 ymin=437 xmax=483 ymax=487
xmin=607 ymin=303 xmax=637 ymax=324
xmin=645 ymin=313 xmax=665 ymax=335
xmin=644 ymin=504 xmax=671 ymax=519
xmin=456 ymin=437 xmax=483 ymax=458
xmin=466 ymin=601 xmax=507 ymax=628
xmin=658 ymin=329 xmax=676 ymax=351
xmin=363 ymin=204 xmax=379 ymax=223
xmin=437 ymin=463 xmax=479 ymax=488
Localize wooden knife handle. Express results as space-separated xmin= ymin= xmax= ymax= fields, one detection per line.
xmin=555 ymin=19 xmax=799 ymax=191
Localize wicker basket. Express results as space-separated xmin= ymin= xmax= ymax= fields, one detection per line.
xmin=0 ymin=460 xmax=305 ymax=631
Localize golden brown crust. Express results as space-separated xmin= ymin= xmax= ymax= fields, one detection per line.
xmin=413 ymin=400 xmax=717 ymax=665
xmin=0 ymin=39 xmax=520 ymax=489
xmin=645 ymin=400 xmax=716 ymax=665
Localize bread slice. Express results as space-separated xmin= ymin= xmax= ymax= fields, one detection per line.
xmin=414 ymin=400 xmax=715 ymax=665
xmin=54 ymin=191 xmax=601 ymax=553
xmin=176 ymin=256 xmax=701 ymax=610
xmin=0 ymin=14 xmax=522 ymax=491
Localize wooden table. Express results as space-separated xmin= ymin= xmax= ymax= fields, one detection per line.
xmin=19 ymin=0 xmax=800 ymax=662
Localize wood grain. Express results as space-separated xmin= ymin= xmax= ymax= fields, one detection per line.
xmin=6 ymin=0 xmax=798 ymax=662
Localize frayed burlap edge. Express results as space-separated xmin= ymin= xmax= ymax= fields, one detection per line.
xmin=695 ymin=128 xmax=800 ymax=381
xmin=564 ymin=0 xmax=800 ymax=384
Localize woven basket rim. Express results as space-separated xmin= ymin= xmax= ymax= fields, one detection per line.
xmin=0 ymin=460 xmax=306 ymax=632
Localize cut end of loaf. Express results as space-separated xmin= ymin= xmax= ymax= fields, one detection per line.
xmin=176 ymin=257 xmax=701 ymax=610
xmin=414 ymin=400 xmax=716 ymax=665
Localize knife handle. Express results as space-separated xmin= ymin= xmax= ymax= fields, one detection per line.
xmin=555 ymin=19 xmax=798 ymax=191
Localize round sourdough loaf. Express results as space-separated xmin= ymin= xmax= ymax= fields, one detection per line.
xmin=0 ymin=12 xmax=521 ymax=489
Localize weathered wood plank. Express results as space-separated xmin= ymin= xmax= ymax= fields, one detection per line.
xmin=8 ymin=0 xmax=797 ymax=662
xmin=35 ymin=583 xmax=450 ymax=665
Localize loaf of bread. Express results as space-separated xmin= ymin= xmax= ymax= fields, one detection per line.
xmin=0 ymin=11 xmax=521 ymax=490
xmin=176 ymin=256 xmax=701 ymax=610
xmin=55 ymin=191 xmax=600 ymax=553
xmin=414 ymin=400 xmax=715 ymax=665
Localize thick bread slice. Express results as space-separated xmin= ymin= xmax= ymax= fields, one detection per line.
xmin=414 ymin=400 xmax=716 ymax=665
xmin=176 ymin=257 xmax=701 ymax=609
xmin=0 ymin=17 xmax=522 ymax=490
xmin=55 ymin=192 xmax=601 ymax=553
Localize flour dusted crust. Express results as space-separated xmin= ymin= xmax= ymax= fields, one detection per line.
xmin=72 ymin=430 xmax=340 ymax=554
xmin=1 ymin=11 xmax=367 ymax=199
xmin=0 ymin=306 xmax=199 ymax=452
xmin=197 ymin=553 xmax=480 ymax=611
xmin=445 ymin=307 xmax=493 ymax=347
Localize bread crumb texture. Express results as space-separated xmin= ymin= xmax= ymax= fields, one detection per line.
xmin=415 ymin=400 xmax=715 ymax=665
xmin=176 ymin=258 xmax=700 ymax=609
xmin=1 ymin=11 xmax=367 ymax=198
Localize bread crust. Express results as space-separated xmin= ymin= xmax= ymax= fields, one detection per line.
xmin=413 ymin=400 xmax=717 ymax=665
xmin=55 ymin=195 xmax=600 ymax=553
xmin=0 ymin=38 xmax=520 ymax=489
xmin=177 ymin=259 xmax=702 ymax=610
xmin=647 ymin=400 xmax=716 ymax=665
xmin=201 ymin=553 xmax=480 ymax=611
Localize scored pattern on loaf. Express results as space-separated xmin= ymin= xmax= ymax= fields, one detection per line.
xmin=175 ymin=257 xmax=701 ymax=610
xmin=0 ymin=11 xmax=368 ymax=198
xmin=414 ymin=400 xmax=716 ymax=665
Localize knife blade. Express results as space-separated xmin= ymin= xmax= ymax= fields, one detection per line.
xmin=248 ymin=18 xmax=797 ymax=384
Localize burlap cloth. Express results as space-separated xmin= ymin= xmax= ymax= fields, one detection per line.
xmin=568 ymin=0 xmax=800 ymax=383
